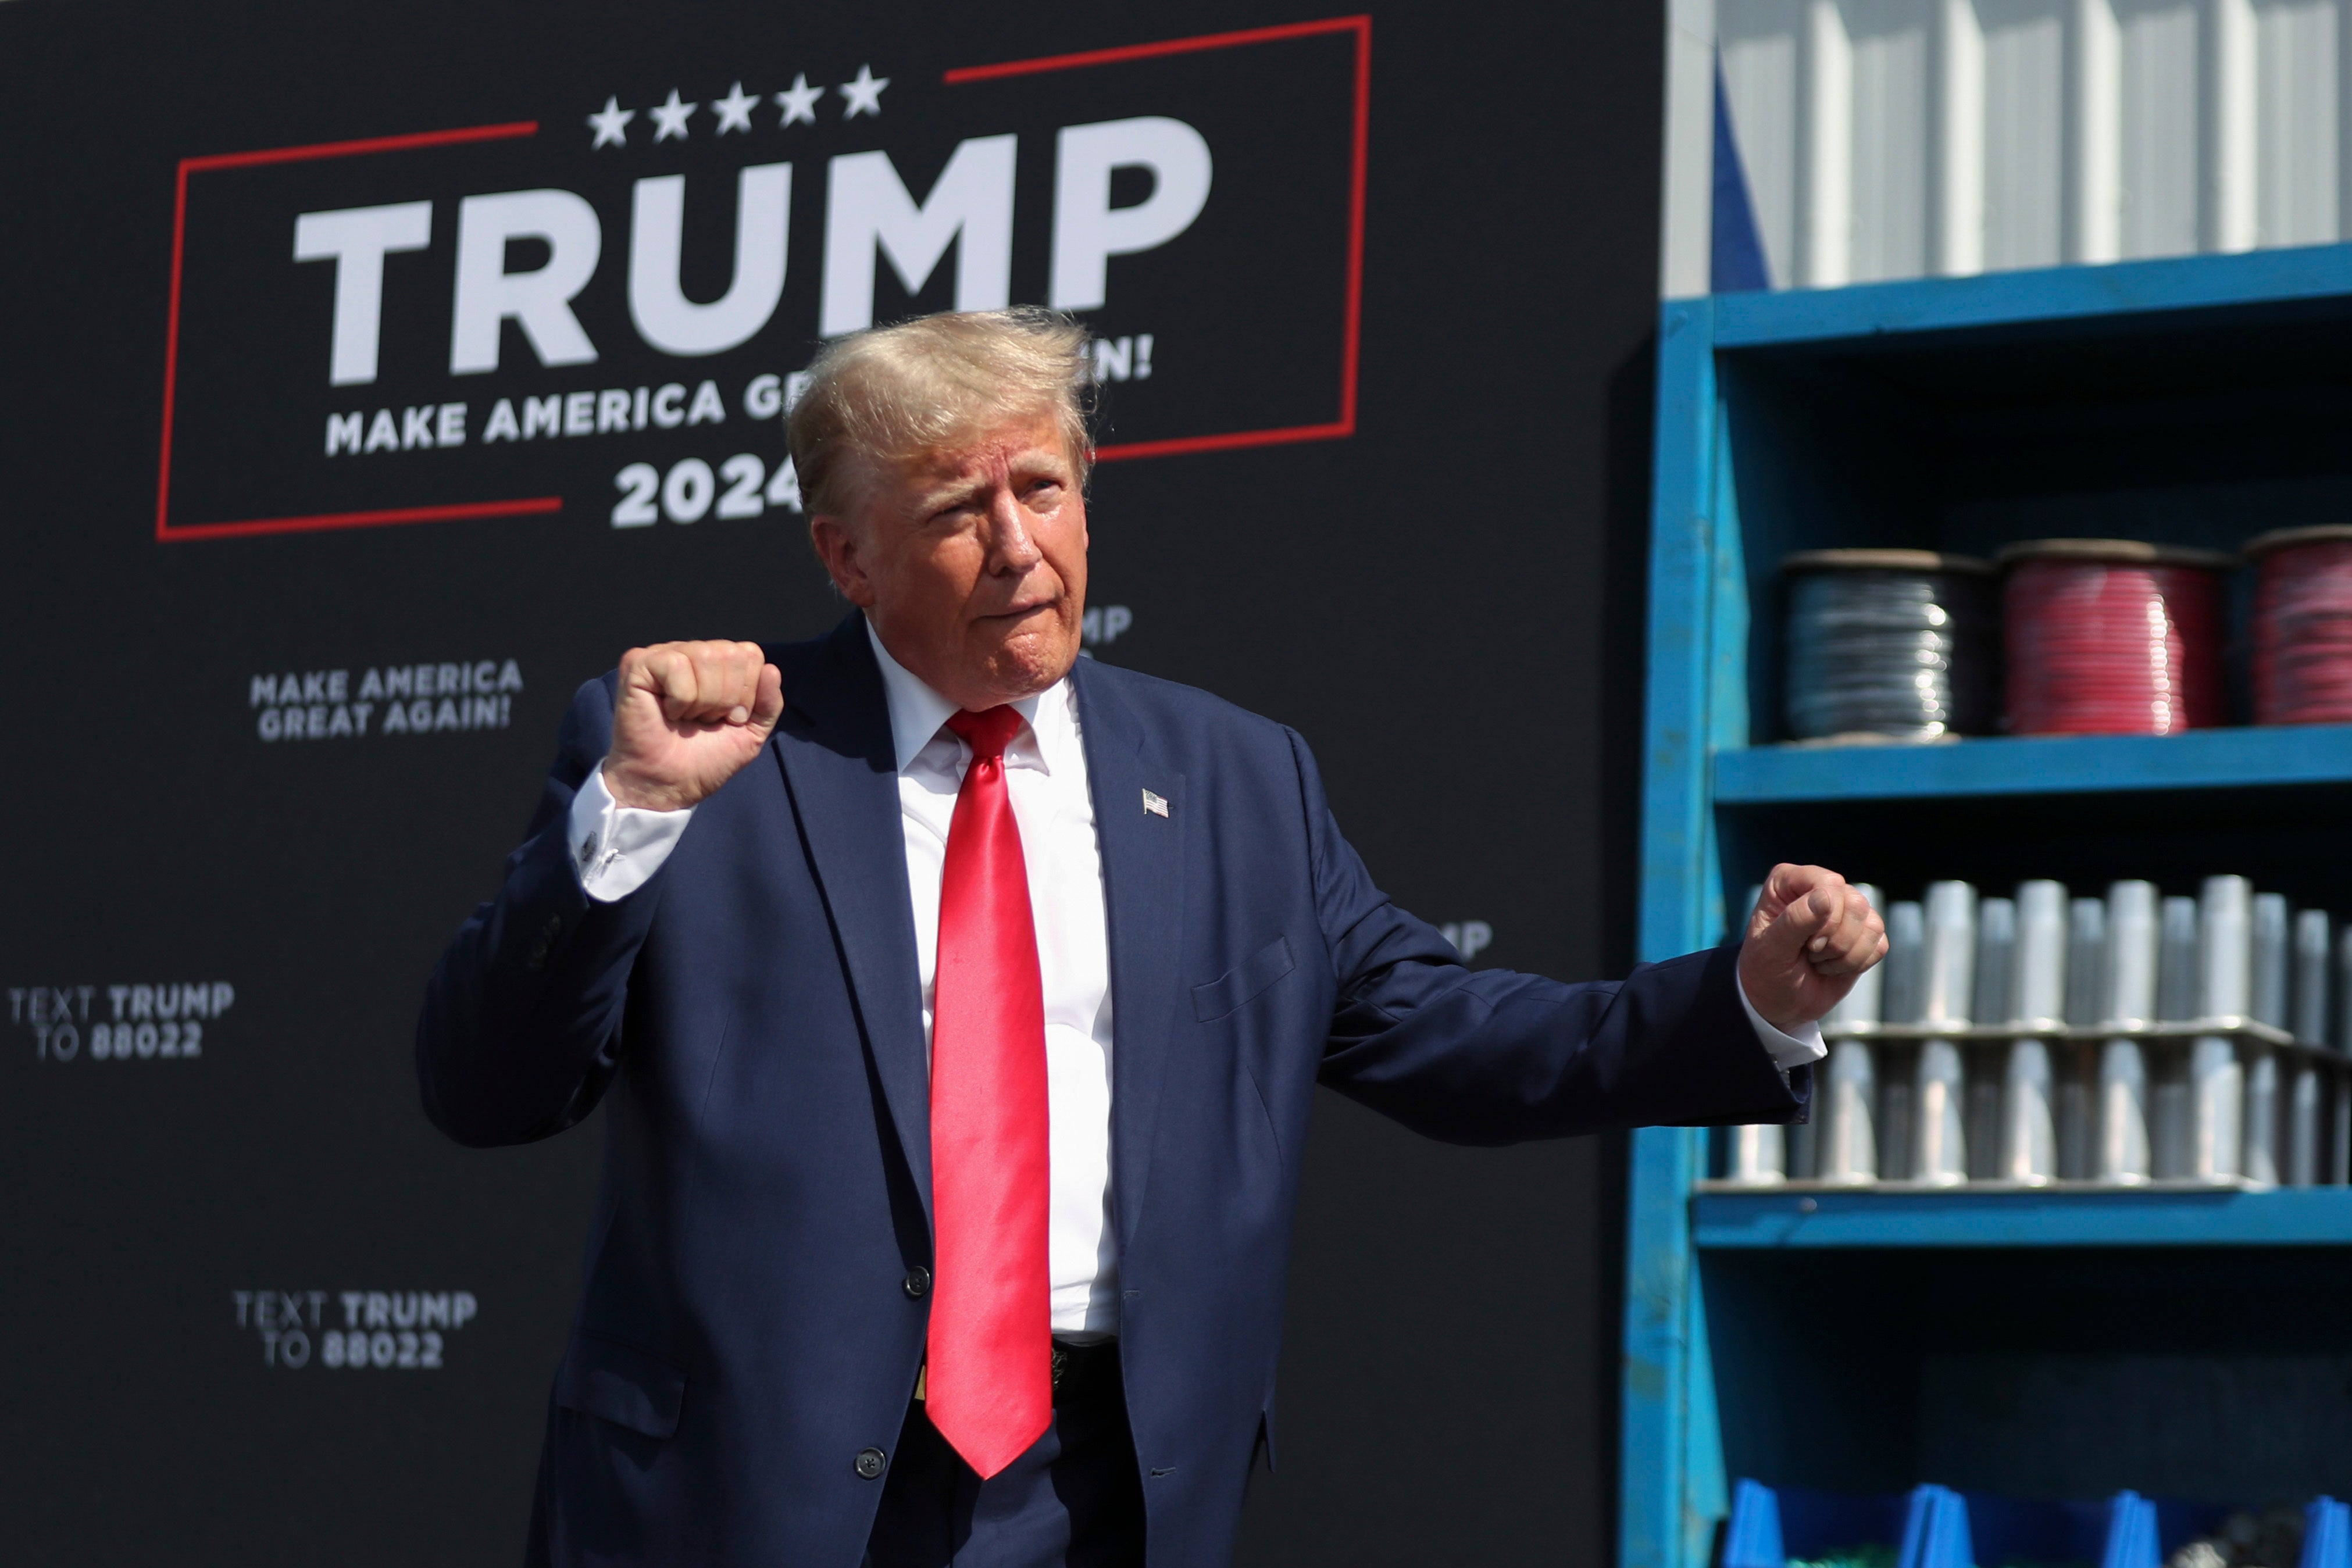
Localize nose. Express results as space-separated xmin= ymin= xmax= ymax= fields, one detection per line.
xmin=982 ymin=490 xmax=1043 ymax=576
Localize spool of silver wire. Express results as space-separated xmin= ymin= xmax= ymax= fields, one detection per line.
xmin=1782 ymin=551 xmax=1997 ymax=741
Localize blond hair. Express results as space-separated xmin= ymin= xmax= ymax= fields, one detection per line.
xmin=787 ymin=308 xmax=1094 ymax=519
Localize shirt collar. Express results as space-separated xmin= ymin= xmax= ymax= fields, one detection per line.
xmin=864 ymin=617 xmax=1072 ymax=774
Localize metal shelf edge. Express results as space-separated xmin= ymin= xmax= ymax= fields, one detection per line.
xmin=1713 ymin=726 xmax=2352 ymax=805
xmin=1691 ymin=1184 xmax=2352 ymax=1249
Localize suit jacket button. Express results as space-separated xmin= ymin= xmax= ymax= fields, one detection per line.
xmin=855 ymin=1446 xmax=887 ymax=1480
xmin=903 ymin=1266 xmax=931 ymax=1299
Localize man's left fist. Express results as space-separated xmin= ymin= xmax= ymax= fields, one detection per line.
xmin=1737 ymin=864 xmax=1887 ymax=1031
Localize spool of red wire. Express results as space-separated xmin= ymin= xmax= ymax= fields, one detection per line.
xmin=2248 ymin=526 xmax=2352 ymax=725
xmin=1998 ymin=539 xmax=2232 ymax=735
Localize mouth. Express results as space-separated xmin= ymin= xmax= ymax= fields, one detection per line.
xmin=977 ymin=601 xmax=1055 ymax=626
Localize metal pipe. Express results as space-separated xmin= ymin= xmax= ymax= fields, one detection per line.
xmin=1816 ymin=883 xmax=1883 ymax=1185
xmin=2150 ymin=894 xmax=2200 ymax=1178
xmin=1914 ymin=882 xmax=1975 ymax=1185
xmin=2190 ymin=877 xmax=2250 ymax=1183
xmin=1969 ymin=897 xmax=2015 ymax=1179
xmin=2294 ymin=908 xmax=2332 ymax=1187
xmin=2243 ymin=890 xmax=2289 ymax=1184
xmin=1880 ymin=901 xmax=1926 ymax=1181
xmin=2059 ymin=895 xmax=2107 ymax=1180
xmin=2100 ymin=881 xmax=2158 ymax=1183
xmin=1998 ymin=880 xmax=2066 ymax=1184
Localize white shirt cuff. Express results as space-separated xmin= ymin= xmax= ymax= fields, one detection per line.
xmin=568 ymin=767 xmax=695 ymax=903
xmin=1736 ymin=976 xmax=1827 ymax=1070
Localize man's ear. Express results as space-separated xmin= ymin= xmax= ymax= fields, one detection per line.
xmin=808 ymin=514 xmax=876 ymax=607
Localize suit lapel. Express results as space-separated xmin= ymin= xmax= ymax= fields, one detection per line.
xmin=770 ymin=615 xmax=934 ymax=1229
xmin=1072 ymin=659 xmax=1188 ymax=1251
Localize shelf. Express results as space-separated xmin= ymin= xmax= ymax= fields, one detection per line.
xmin=1692 ymin=1184 xmax=2352 ymax=1249
xmin=1710 ymin=242 xmax=2352 ymax=349
xmin=1714 ymin=726 xmax=2352 ymax=805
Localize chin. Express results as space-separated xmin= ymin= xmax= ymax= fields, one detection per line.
xmin=982 ymin=630 xmax=1079 ymax=696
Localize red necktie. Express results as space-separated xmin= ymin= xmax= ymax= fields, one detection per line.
xmin=925 ymin=706 xmax=1051 ymax=1478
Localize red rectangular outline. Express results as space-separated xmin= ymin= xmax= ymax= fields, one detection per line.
xmin=945 ymin=15 xmax=1370 ymax=464
xmin=155 ymin=119 xmax=558 ymax=542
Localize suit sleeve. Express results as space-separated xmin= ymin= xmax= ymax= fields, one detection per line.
xmin=416 ymin=675 xmax=666 ymax=1146
xmin=1286 ymin=728 xmax=1808 ymax=1145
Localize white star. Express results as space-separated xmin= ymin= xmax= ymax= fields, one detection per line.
xmin=837 ymin=64 xmax=888 ymax=119
xmin=586 ymin=96 xmax=634 ymax=149
xmin=775 ymin=73 xmax=823 ymax=127
xmin=649 ymin=89 xmax=697 ymax=141
xmin=712 ymin=81 xmax=757 ymax=134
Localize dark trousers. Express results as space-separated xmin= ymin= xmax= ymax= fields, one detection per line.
xmin=863 ymin=1345 xmax=1145 ymax=1568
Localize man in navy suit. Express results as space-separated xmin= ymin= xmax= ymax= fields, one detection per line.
xmin=419 ymin=308 xmax=1885 ymax=1568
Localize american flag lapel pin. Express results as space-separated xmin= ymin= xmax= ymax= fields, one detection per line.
xmin=1141 ymin=788 xmax=1169 ymax=818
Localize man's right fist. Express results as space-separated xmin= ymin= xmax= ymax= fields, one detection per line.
xmin=602 ymin=641 xmax=784 ymax=812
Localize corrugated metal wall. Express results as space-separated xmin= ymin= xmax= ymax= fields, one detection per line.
xmin=1718 ymin=0 xmax=2350 ymax=287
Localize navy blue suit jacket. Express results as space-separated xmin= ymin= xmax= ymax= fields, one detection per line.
xmin=417 ymin=613 xmax=1806 ymax=1567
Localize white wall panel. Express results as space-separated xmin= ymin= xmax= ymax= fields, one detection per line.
xmin=1723 ymin=0 xmax=1806 ymax=286
xmin=1711 ymin=0 xmax=2351 ymax=287
xmin=2254 ymin=0 xmax=2340 ymax=244
xmin=1848 ymin=0 xmax=1936 ymax=279
xmin=1980 ymin=0 xmax=2068 ymax=267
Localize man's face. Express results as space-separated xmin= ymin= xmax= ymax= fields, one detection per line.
xmin=811 ymin=415 xmax=1088 ymax=712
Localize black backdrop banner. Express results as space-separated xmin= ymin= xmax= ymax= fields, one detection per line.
xmin=0 ymin=1 xmax=1661 ymax=1562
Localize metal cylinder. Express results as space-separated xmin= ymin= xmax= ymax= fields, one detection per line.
xmin=2200 ymin=876 xmax=2254 ymax=1020
xmin=2294 ymin=909 xmax=2332 ymax=1188
xmin=1816 ymin=883 xmax=1883 ymax=1185
xmin=1725 ymin=1124 xmax=1786 ymax=1185
xmin=2339 ymin=921 xmax=2352 ymax=1184
xmin=2290 ymin=1060 xmax=2323 ymax=1187
xmin=2100 ymin=881 xmax=2159 ymax=1182
xmin=1968 ymin=898 xmax=2015 ymax=1179
xmin=1883 ymin=902 xmax=1926 ymax=1027
xmin=2156 ymin=895 xmax=2201 ymax=1025
xmin=2012 ymin=880 xmax=2069 ymax=1030
xmin=2252 ymin=894 xmax=2291 ymax=1027
xmin=2059 ymin=896 xmax=2107 ymax=1180
xmin=1920 ymin=881 xmax=1978 ymax=1031
xmin=2001 ymin=1038 xmax=2057 ymax=1185
xmin=2098 ymin=1037 xmax=2152 ymax=1184
xmin=1878 ymin=901 xmax=1926 ymax=1181
xmin=2105 ymin=882 xmax=2160 ymax=1028
xmin=2187 ymin=877 xmax=2250 ymax=1183
xmin=1911 ymin=884 xmax=1975 ymax=1184
xmin=2295 ymin=909 xmax=2333 ymax=1045
xmin=1914 ymin=1039 xmax=1968 ymax=1187
xmin=1973 ymin=898 xmax=2015 ymax=1027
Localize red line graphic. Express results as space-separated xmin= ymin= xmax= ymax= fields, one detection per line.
xmin=947 ymin=16 xmax=1370 ymax=463
xmin=164 ymin=497 xmax=564 ymax=543
xmin=155 ymin=119 xmax=545 ymax=543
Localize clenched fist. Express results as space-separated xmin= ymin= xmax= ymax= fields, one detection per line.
xmin=1737 ymin=863 xmax=1887 ymax=1030
xmin=602 ymin=641 xmax=784 ymax=812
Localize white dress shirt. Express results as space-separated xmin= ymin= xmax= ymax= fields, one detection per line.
xmin=568 ymin=624 xmax=1824 ymax=1336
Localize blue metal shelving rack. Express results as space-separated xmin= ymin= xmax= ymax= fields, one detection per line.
xmin=1621 ymin=243 xmax=2352 ymax=1568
